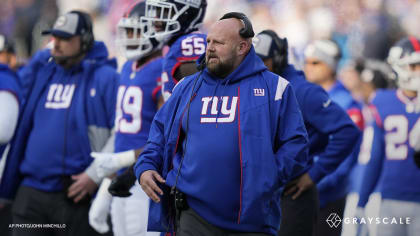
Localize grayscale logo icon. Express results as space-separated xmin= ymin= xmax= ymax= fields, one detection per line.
xmin=326 ymin=213 xmax=342 ymax=228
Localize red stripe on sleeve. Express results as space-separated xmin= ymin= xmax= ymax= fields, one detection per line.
xmin=409 ymin=36 xmax=420 ymax=52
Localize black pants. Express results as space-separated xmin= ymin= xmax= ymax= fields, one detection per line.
xmin=316 ymin=197 xmax=346 ymax=236
xmin=11 ymin=185 xmax=109 ymax=236
xmin=0 ymin=202 xmax=13 ymax=236
xmin=278 ymin=184 xmax=319 ymax=236
xmin=176 ymin=207 xmax=271 ymax=236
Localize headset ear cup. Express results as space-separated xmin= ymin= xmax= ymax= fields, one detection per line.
xmin=260 ymin=30 xmax=288 ymax=69
xmin=72 ymin=10 xmax=94 ymax=53
xmin=81 ymin=32 xmax=93 ymax=52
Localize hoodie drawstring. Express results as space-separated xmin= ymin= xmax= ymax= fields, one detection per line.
xmin=212 ymin=77 xmax=234 ymax=127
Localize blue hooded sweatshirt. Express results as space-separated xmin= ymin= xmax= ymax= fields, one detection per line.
xmin=316 ymin=81 xmax=363 ymax=207
xmin=280 ymin=65 xmax=360 ymax=185
xmin=134 ymin=47 xmax=309 ymax=235
xmin=0 ymin=41 xmax=118 ymax=199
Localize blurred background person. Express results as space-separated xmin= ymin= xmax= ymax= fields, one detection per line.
xmin=304 ymin=38 xmax=364 ymax=236
xmin=0 ymin=11 xmax=118 ymax=236
xmin=0 ymin=33 xmax=21 ymax=236
xmin=140 ymin=0 xmax=208 ymax=101
xmin=88 ymin=1 xmax=163 ymax=235
xmin=341 ymin=58 xmax=394 ymax=236
xmin=357 ymin=36 xmax=420 ymax=236
xmin=254 ymin=30 xmax=360 ymax=236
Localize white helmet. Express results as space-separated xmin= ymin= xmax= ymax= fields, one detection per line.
xmin=140 ymin=0 xmax=207 ymax=44
xmin=387 ymin=36 xmax=420 ymax=91
xmin=116 ymin=1 xmax=163 ymax=61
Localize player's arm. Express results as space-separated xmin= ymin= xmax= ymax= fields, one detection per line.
xmin=305 ymin=86 xmax=361 ymax=183
xmin=173 ymin=61 xmax=198 ymax=81
xmin=357 ymin=120 xmax=385 ymax=208
xmin=162 ymin=61 xmax=199 ymax=102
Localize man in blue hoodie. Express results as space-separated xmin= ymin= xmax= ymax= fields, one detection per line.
xmin=134 ymin=12 xmax=309 ymax=236
xmin=0 ymin=34 xmax=21 ymax=236
xmin=254 ymin=30 xmax=360 ymax=236
xmin=0 ymin=11 xmax=118 ymax=236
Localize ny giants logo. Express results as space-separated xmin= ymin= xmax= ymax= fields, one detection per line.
xmin=254 ymin=88 xmax=265 ymax=96
xmin=45 ymin=83 xmax=75 ymax=109
xmin=200 ymin=96 xmax=238 ymax=123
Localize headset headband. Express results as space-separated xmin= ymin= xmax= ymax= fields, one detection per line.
xmin=219 ymin=12 xmax=254 ymax=38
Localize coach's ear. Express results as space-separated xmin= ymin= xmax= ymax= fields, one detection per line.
xmin=237 ymin=40 xmax=250 ymax=56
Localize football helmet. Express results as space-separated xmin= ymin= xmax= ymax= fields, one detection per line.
xmin=387 ymin=36 xmax=420 ymax=91
xmin=116 ymin=0 xmax=163 ymax=61
xmin=141 ymin=0 xmax=207 ymax=43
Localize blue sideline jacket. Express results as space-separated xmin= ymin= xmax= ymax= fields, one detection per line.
xmin=0 ymin=42 xmax=119 ymax=200
xmin=134 ymin=47 xmax=309 ymax=235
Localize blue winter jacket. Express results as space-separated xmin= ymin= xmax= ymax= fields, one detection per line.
xmin=280 ymin=65 xmax=360 ymax=184
xmin=0 ymin=42 xmax=119 ymax=200
xmin=134 ymin=47 xmax=309 ymax=235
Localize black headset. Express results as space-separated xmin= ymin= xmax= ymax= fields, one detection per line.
xmin=70 ymin=10 xmax=94 ymax=53
xmin=259 ymin=30 xmax=289 ymax=74
xmin=219 ymin=12 xmax=255 ymax=38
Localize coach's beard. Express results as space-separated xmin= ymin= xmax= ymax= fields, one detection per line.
xmin=53 ymin=52 xmax=85 ymax=69
xmin=207 ymin=58 xmax=235 ymax=79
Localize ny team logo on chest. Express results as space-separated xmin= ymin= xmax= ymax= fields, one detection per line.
xmin=45 ymin=83 xmax=75 ymax=109
xmin=200 ymin=96 xmax=238 ymax=123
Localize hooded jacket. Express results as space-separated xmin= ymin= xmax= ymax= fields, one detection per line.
xmin=0 ymin=42 xmax=118 ymax=200
xmin=280 ymin=65 xmax=361 ymax=208
xmin=0 ymin=64 xmax=21 ymax=157
xmin=134 ymin=47 xmax=309 ymax=235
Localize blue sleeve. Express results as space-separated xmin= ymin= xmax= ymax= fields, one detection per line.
xmin=97 ymin=66 xmax=119 ymax=128
xmin=134 ymin=106 xmax=166 ymax=180
xmin=274 ymin=84 xmax=309 ymax=183
xmin=357 ymin=121 xmax=384 ymax=207
xmin=17 ymin=50 xmax=49 ymax=105
xmin=134 ymin=79 xmax=186 ymax=180
xmin=305 ymin=86 xmax=361 ymax=183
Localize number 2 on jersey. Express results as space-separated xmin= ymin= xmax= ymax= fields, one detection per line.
xmin=385 ymin=115 xmax=420 ymax=160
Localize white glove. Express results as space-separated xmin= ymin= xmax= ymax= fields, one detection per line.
xmin=89 ymin=178 xmax=112 ymax=234
xmin=90 ymin=150 xmax=136 ymax=179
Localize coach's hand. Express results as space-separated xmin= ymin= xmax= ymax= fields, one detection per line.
xmin=140 ymin=170 xmax=165 ymax=203
xmin=284 ymin=173 xmax=314 ymax=200
xmin=68 ymin=172 xmax=98 ymax=203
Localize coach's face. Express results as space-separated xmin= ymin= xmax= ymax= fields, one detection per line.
xmin=206 ymin=19 xmax=243 ymax=78
xmin=51 ymin=35 xmax=82 ymax=63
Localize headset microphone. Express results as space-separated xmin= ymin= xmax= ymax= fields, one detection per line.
xmin=197 ymin=57 xmax=206 ymax=71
